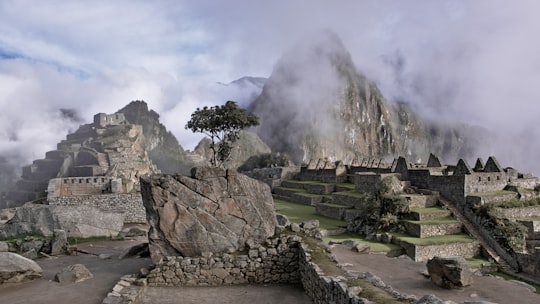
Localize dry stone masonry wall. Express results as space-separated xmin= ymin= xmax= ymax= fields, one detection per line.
xmin=49 ymin=193 xmax=146 ymax=224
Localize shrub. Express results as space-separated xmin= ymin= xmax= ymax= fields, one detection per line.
xmin=238 ymin=152 xmax=293 ymax=171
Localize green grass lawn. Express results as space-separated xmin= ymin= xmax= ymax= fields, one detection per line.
xmin=410 ymin=207 xmax=449 ymax=214
xmin=274 ymin=199 xmax=346 ymax=229
xmin=466 ymin=256 xmax=491 ymax=269
xmin=323 ymin=233 xmax=401 ymax=253
xmin=333 ymin=190 xmax=370 ymax=199
xmin=390 ymin=232 xmax=476 ymax=245
xmin=336 ymin=182 xmax=356 ymax=190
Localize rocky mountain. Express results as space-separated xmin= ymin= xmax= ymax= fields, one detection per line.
xmin=250 ymin=30 xmax=481 ymax=164
xmin=117 ymin=101 xmax=196 ymax=174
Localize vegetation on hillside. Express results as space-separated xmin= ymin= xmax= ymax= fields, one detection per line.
xmin=473 ymin=203 xmax=527 ymax=253
xmin=238 ymin=152 xmax=293 ymax=171
xmin=348 ymin=177 xmax=408 ymax=235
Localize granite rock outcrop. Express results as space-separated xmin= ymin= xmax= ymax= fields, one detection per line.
xmin=140 ymin=167 xmax=276 ymax=263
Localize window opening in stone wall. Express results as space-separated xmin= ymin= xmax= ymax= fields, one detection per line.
xmin=488 ymin=176 xmax=491 ymax=182
xmin=497 ymin=176 xmax=500 ymax=180
xmin=72 ymin=179 xmax=75 ymax=183
xmin=86 ymin=179 xmax=90 ymax=183
xmin=101 ymin=178 xmax=105 ymax=183
xmin=79 ymin=179 xmax=82 ymax=183
xmin=478 ymin=177 xmax=481 ymax=182
xmin=94 ymin=178 xmax=97 ymax=183
xmin=64 ymin=180 xmax=68 ymax=184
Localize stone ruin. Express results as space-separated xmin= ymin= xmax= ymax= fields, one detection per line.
xmin=0 ymin=111 xmax=161 ymax=240
xmin=4 ymin=112 xmax=159 ymax=208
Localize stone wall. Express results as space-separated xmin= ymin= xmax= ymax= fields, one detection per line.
xmin=465 ymin=192 xmax=518 ymax=206
xmin=147 ymin=234 xmax=301 ymax=286
xmin=145 ymin=233 xmax=377 ymax=304
xmin=402 ymin=221 xmax=463 ymax=238
xmin=395 ymin=240 xmax=481 ymax=262
xmin=464 ymin=173 xmax=508 ymax=195
xmin=49 ymin=193 xmax=146 ymax=223
xmin=47 ymin=177 xmax=123 ymax=198
xmin=242 ymin=166 xmax=300 ymax=189
xmin=498 ymin=206 xmax=540 ymax=219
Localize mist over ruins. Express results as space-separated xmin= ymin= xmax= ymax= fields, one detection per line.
xmin=1 ymin=30 xmax=540 ymax=304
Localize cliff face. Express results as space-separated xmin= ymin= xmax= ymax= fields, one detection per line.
xmin=251 ymin=30 xmax=476 ymax=164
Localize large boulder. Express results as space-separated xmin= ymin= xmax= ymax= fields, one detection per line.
xmin=52 ymin=205 xmax=124 ymax=238
xmin=0 ymin=252 xmax=43 ymax=283
xmin=141 ymin=167 xmax=277 ymax=262
xmin=0 ymin=204 xmax=124 ymax=239
xmin=426 ymin=256 xmax=473 ymax=289
xmin=54 ymin=264 xmax=93 ymax=283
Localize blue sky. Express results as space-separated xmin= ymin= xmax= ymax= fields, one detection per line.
xmin=1 ymin=0 xmax=540 ymax=173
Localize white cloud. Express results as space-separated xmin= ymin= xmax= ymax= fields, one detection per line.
xmin=0 ymin=0 xmax=539 ymax=174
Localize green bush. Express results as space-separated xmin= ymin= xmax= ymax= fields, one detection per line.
xmin=473 ymin=204 xmax=527 ymax=253
xmin=238 ymin=152 xmax=293 ymax=171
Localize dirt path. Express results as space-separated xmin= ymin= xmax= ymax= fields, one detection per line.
xmin=331 ymin=244 xmax=540 ymax=304
xmin=0 ymin=239 xmax=151 ymax=304
xmin=142 ymin=285 xmax=312 ymax=304
xmin=0 ymin=238 xmax=312 ymax=304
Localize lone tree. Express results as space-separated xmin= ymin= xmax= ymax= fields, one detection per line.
xmin=185 ymin=101 xmax=259 ymax=167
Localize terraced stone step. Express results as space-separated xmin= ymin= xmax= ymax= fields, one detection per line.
xmin=331 ymin=191 xmax=370 ymax=208
xmin=280 ymin=180 xmax=338 ymax=195
xmin=401 ymin=193 xmax=439 ymax=208
xmin=273 ymin=186 xmax=303 ymax=197
xmin=315 ymin=203 xmax=352 ymax=220
xmin=390 ymin=233 xmax=481 ymax=262
xmin=401 ymin=217 xmax=463 ymax=238
xmin=407 ymin=207 xmax=452 ymax=221
xmin=272 ymin=191 xmax=326 ymax=206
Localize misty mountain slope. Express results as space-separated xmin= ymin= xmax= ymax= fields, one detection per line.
xmin=251 ymin=30 xmax=478 ymax=164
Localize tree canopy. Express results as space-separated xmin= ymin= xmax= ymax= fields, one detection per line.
xmin=185 ymin=101 xmax=259 ymax=167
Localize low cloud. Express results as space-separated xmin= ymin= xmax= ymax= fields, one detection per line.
xmin=0 ymin=1 xmax=539 ymax=175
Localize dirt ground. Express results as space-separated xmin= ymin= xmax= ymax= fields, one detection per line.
xmin=2 ymin=239 xmax=540 ymax=304
xmin=0 ymin=238 xmax=151 ymax=304
xmin=0 ymin=238 xmax=312 ymax=304
xmin=330 ymin=244 xmax=540 ymax=303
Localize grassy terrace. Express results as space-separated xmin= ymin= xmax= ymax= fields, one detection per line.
xmin=336 ymin=183 xmax=356 ymax=190
xmin=468 ymin=190 xmax=516 ymax=197
xmin=274 ymin=199 xmax=346 ymax=230
xmin=275 ymin=186 xmax=331 ymax=198
xmin=323 ymin=233 xmax=401 ymax=253
xmin=402 ymin=217 xmax=460 ymax=225
xmin=390 ymin=232 xmax=476 ymax=245
xmin=333 ymin=190 xmax=370 ymax=198
xmin=410 ymin=206 xmax=449 ymax=214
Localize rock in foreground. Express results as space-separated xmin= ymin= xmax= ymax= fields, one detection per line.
xmin=426 ymin=256 xmax=473 ymax=289
xmin=54 ymin=264 xmax=93 ymax=283
xmin=141 ymin=167 xmax=277 ymax=262
xmin=0 ymin=252 xmax=43 ymax=283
